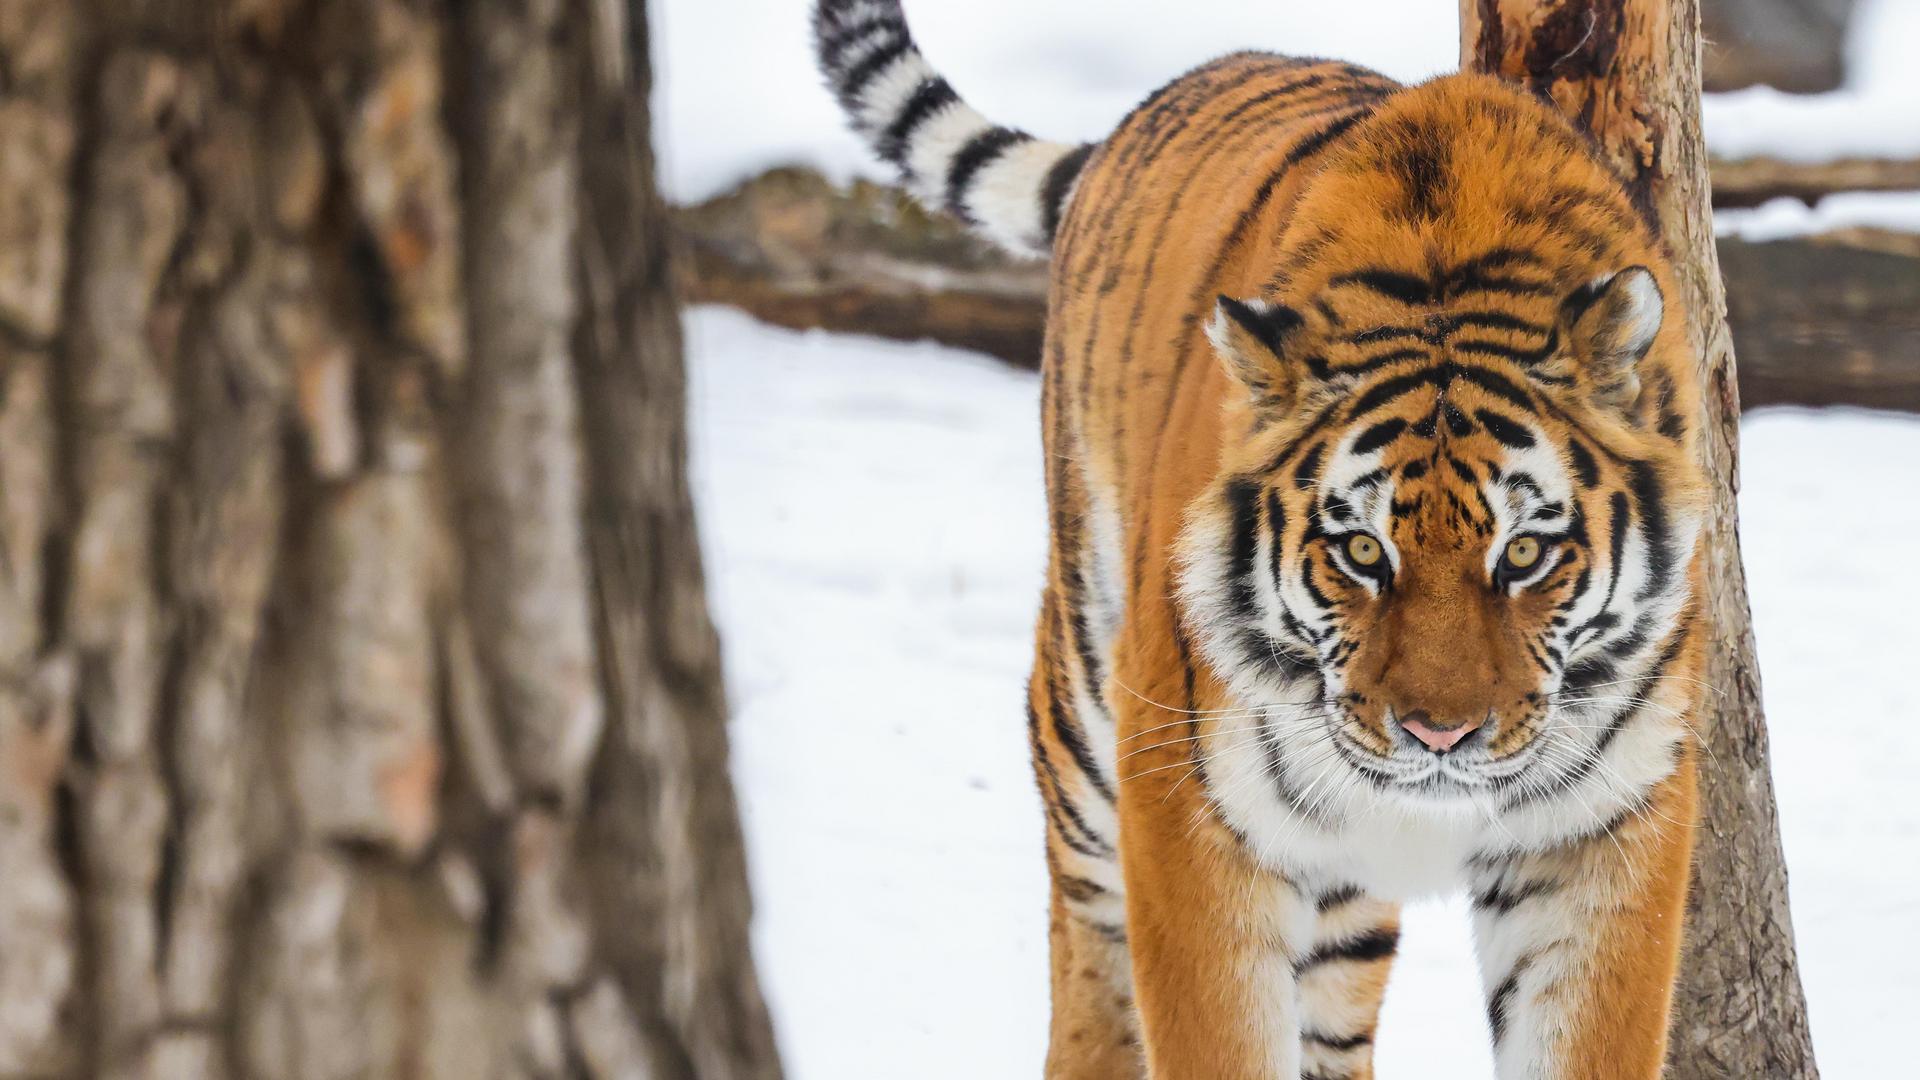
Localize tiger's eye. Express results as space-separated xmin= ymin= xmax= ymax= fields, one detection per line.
xmin=1505 ymin=535 xmax=1542 ymax=570
xmin=1346 ymin=534 xmax=1383 ymax=567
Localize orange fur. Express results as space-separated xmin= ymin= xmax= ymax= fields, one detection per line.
xmin=1025 ymin=58 xmax=1707 ymax=1079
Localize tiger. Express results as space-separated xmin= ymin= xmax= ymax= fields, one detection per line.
xmin=814 ymin=4 xmax=1709 ymax=1078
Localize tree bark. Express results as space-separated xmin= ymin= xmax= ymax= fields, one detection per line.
xmin=1461 ymin=2 xmax=1821 ymax=1078
xmin=0 ymin=1 xmax=781 ymax=1078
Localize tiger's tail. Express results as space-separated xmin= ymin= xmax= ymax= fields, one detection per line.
xmin=813 ymin=0 xmax=1095 ymax=257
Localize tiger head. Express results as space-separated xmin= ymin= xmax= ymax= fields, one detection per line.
xmin=1176 ymin=81 xmax=1708 ymax=816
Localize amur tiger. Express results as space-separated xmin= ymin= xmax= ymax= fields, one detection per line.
xmin=815 ymin=3 xmax=1709 ymax=1077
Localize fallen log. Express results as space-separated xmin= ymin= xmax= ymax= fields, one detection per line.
xmin=1721 ymin=230 xmax=1920 ymax=411
xmin=676 ymin=167 xmax=1047 ymax=364
xmin=677 ymin=167 xmax=1920 ymax=414
xmin=1709 ymin=156 xmax=1920 ymax=208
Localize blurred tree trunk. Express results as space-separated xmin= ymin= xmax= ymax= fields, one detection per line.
xmin=0 ymin=1 xmax=781 ymax=1078
xmin=1702 ymin=0 xmax=1856 ymax=92
xmin=1462 ymin=2 xmax=1821 ymax=1078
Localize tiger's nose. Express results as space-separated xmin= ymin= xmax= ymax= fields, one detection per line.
xmin=1399 ymin=710 xmax=1484 ymax=754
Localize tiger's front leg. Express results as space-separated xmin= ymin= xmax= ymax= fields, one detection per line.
xmin=1469 ymin=758 xmax=1699 ymax=1079
xmin=1117 ymin=699 xmax=1312 ymax=1080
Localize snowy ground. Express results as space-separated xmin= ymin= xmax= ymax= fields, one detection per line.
xmin=688 ymin=306 xmax=1920 ymax=1078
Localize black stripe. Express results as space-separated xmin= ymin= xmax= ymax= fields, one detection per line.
xmin=1475 ymin=408 xmax=1536 ymax=448
xmin=1450 ymin=271 xmax=1557 ymax=297
xmin=1450 ymin=330 xmax=1560 ymax=366
xmin=1284 ymin=108 xmax=1371 ymax=167
xmin=1314 ymin=884 xmax=1363 ymax=913
xmin=876 ymin=78 xmax=958 ymax=167
xmin=1214 ymin=73 xmax=1330 ymax=128
xmin=1040 ymin=142 xmax=1096 ymax=241
xmin=1297 ymin=551 xmax=1337 ymax=611
xmin=1330 ymin=269 xmax=1435 ymax=306
xmin=1345 ymin=364 xmax=1445 ymax=421
xmin=1566 ymin=438 xmax=1600 ymax=487
xmin=1602 ymin=615 xmax=1657 ymax=660
xmin=1050 ymin=687 xmax=1114 ymax=804
xmin=1224 ymin=479 xmax=1263 ymax=620
xmin=1626 ymin=460 xmax=1674 ymax=601
xmin=836 ymin=36 xmax=912 ymax=109
xmin=1027 ymin=703 xmax=1113 ymax=858
xmin=1472 ymin=878 xmax=1558 ymax=913
xmin=1296 ymin=927 xmax=1399 ymax=973
xmin=1220 ymin=297 xmax=1304 ymax=361
xmin=1065 ymin=552 xmax=1107 ymax=690
xmin=1330 ymin=346 xmax=1428 ymax=378
xmin=1043 ymin=791 xmax=1106 ymax=859
xmin=1452 ymin=363 xmax=1538 ymax=413
xmin=1604 ymin=490 xmax=1630 ymax=612
xmin=1349 ymin=466 xmax=1389 ymax=491
xmin=818 ymin=15 xmax=904 ymax=71
xmin=1303 ymin=1029 xmax=1373 ymax=1052
xmin=945 ymin=127 xmax=1033 ymax=221
xmin=1213 ymin=72 xmax=1336 ymax=130
xmin=1294 ymin=442 xmax=1326 ymax=489
xmin=1439 ymin=310 xmax=1552 ymax=337
xmin=1351 ymin=418 xmax=1407 ymax=455
xmin=1451 ymin=246 xmax=1549 ymax=277
xmin=1264 ymin=491 xmax=1291 ymax=602
xmin=1505 ymin=471 xmax=1545 ymax=502
xmin=1487 ymin=963 xmax=1525 ymax=1043
xmin=1346 ymin=325 xmax=1433 ymax=346
xmin=1056 ymin=874 xmax=1108 ymax=903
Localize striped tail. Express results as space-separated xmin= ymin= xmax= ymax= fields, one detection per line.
xmin=813 ymin=0 xmax=1095 ymax=258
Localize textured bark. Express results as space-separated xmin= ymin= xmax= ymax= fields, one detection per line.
xmin=1462 ymin=2 xmax=1822 ymax=1078
xmin=0 ymin=1 xmax=781 ymax=1078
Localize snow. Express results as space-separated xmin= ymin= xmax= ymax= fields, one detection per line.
xmin=1716 ymin=191 xmax=1920 ymax=240
xmin=655 ymin=0 xmax=1920 ymax=206
xmin=687 ymin=306 xmax=1920 ymax=1078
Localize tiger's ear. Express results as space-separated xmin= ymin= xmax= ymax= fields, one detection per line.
xmin=1207 ymin=295 xmax=1308 ymax=412
xmin=1564 ymin=266 xmax=1663 ymax=412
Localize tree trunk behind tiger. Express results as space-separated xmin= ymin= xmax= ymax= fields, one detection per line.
xmin=1460 ymin=1 xmax=1822 ymax=1077
xmin=0 ymin=1 xmax=782 ymax=1077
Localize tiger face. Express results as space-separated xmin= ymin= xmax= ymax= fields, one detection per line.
xmin=1179 ymin=260 xmax=1706 ymax=816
